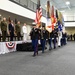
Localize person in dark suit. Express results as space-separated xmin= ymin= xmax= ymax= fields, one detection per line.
xmin=8 ymin=20 xmax=15 ymax=41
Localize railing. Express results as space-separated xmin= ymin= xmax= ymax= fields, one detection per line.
xmin=9 ymin=0 xmax=46 ymax=17
xmin=0 ymin=35 xmax=23 ymax=42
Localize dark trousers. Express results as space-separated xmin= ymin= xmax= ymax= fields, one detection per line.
xmin=0 ymin=34 xmax=1 ymax=41
xmin=53 ymin=38 xmax=57 ymax=48
xmin=61 ymin=38 xmax=63 ymax=46
xmin=48 ymin=38 xmax=52 ymax=49
xmin=2 ymin=31 xmax=6 ymax=42
xmin=63 ymin=37 xmax=66 ymax=45
xmin=40 ymin=39 xmax=46 ymax=53
xmin=17 ymin=32 xmax=21 ymax=41
xmin=74 ymin=38 xmax=75 ymax=41
xmin=32 ymin=39 xmax=38 ymax=56
xmin=10 ymin=32 xmax=14 ymax=41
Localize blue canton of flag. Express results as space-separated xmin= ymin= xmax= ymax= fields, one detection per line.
xmin=58 ymin=24 xmax=62 ymax=31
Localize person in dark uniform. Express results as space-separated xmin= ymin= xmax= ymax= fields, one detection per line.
xmin=40 ymin=26 xmax=48 ymax=53
xmin=62 ymin=32 xmax=67 ymax=45
xmin=30 ymin=25 xmax=40 ymax=56
xmin=48 ymin=31 xmax=53 ymax=50
xmin=73 ymin=33 xmax=75 ymax=41
xmin=15 ymin=21 xmax=21 ymax=41
xmin=0 ymin=22 xmax=1 ymax=42
xmin=0 ymin=17 xmax=7 ymax=42
xmin=53 ymin=27 xmax=58 ymax=49
xmin=8 ymin=20 xmax=15 ymax=41
xmin=70 ymin=34 xmax=72 ymax=41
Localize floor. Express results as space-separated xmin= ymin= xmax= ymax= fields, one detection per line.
xmin=0 ymin=41 xmax=75 ymax=75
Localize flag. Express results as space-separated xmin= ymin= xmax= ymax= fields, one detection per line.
xmin=8 ymin=16 xmax=11 ymax=23
xmin=59 ymin=12 xmax=62 ymax=24
xmin=56 ymin=10 xmax=58 ymax=20
xmin=47 ymin=1 xmax=51 ymax=18
xmin=51 ymin=6 xmax=55 ymax=30
xmin=59 ymin=12 xmax=65 ymax=32
xmin=55 ymin=10 xmax=59 ymax=27
xmin=51 ymin=6 xmax=54 ymax=17
xmin=57 ymin=12 xmax=63 ymax=31
xmin=15 ymin=18 xmax=17 ymax=24
xmin=46 ymin=1 xmax=52 ymax=33
xmin=35 ymin=0 xmax=42 ymax=27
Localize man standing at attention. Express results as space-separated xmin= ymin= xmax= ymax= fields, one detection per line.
xmin=8 ymin=20 xmax=15 ymax=41
xmin=0 ymin=17 xmax=7 ymax=42
xmin=22 ymin=23 xmax=27 ymax=42
xmin=15 ymin=21 xmax=21 ymax=41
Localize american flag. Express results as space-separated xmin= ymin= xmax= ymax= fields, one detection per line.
xmin=35 ymin=0 xmax=42 ymax=27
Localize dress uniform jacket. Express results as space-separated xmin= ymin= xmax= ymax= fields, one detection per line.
xmin=15 ymin=24 xmax=21 ymax=34
xmin=0 ymin=21 xmax=7 ymax=41
xmin=41 ymin=29 xmax=48 ymax=39
xmin=15 ymin=24 xmax=21 ymax=40
xmin=1 ymin=21 xmax=7 ymax=32
xmin=22 ymin=25 xmax=27 ymax=42
xmin=30 ymin=28 xmax=40 ymax=40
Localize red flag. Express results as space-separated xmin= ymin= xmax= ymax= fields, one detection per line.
xmin=35 ymin=0 xmax=42 ymax=27
xmin=51 ymin=6 xmax=56 ymax=30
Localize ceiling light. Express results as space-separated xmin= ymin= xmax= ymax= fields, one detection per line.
xmin=0 ymin=14 xmax=1 ymax=16
xmin=60 ymin=10 xmax=65 ymax=13
xmin=66 ymin=1 xmax=70 ymax=5
xmin=45 ymin=5 xmax=47 ymax=7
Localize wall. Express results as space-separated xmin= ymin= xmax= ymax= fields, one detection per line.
xmin=65 ymin=27 xmax=75 ymax=35
xmin=65 ymin=22 xmax=75 ymax=27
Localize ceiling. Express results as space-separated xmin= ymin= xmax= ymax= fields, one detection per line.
xmin=50 ymin=0 xmax=75 ymax=10
xmin=0 ymin=0 xmax=75 ymax=24
xmin=31 ymin=0 xmax=75 ymax=11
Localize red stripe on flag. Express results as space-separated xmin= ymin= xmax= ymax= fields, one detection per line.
xmin=35 ymin=6 xmax=42 ymax=26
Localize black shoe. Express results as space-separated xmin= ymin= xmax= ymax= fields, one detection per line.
xmin=54 ymin=47 xmax=56 ymax=49
xmin=58 ymin=46 xmax=60 ymax=47
xmin=49 ymin=48 xmax=52 ymax=50
xmin=33 ymin=54 xmax=36 ymax=57
xmin=42 ymin=51 xmax=44 ymax=53
xmin=36 ymin=52 xmax=38 ymax=55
